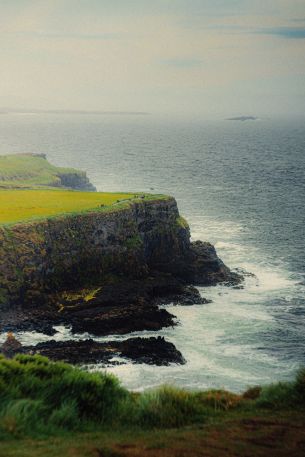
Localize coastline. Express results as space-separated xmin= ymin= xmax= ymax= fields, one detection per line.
xmin=0 ymin=154 xmax=241 ymax=366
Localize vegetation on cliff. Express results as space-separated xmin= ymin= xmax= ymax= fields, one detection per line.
xmin=0 ymin=189 xmax=146 ymax=224
xmin=0 ymin=355 xmax=304 ymax=456
xmin=0 ymin=153 xmax=95 ymax=191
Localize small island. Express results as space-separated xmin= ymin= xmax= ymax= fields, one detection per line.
xmin=226 ymin=116 xmax=258 ymax=121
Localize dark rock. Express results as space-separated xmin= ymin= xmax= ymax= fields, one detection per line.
xmin=1 ymin=332 xmax=22 ymax=358
xmin=176 ymin=241 xmax=242 ymax=286
xmin=24 ymin=336 xmax=185 ymax=366
xmin=0 ymin=273 xmax=214 ymax=337
xmin=154 ymin=284 xmax=210 ymax=306
xmin=57 ymin=172 xmax=96 ymax=192
xmin=67 ymin=304 xmax=176 ymax=336
xmin=119 ymin=336 xmax=185 ymax=365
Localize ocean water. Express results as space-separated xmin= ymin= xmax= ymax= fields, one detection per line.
xmin=0 ymin=114 xmax=305 ymax=392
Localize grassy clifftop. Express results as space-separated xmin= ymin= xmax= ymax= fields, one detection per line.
xmin=0 ymin=190 xmax=144 ymax=225
xmin=0 ymin=154 xmax=169 ymax=225
xmin=0 ymin=153 xmax=95 ymax=191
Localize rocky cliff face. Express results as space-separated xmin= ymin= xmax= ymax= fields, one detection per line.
xmin=0 ymin=196 xmax=238 ymax=313
xmin=56 ymin=171 xmax=96 ymax=191
xmin=0 ymin=198 xmax=238 ymax=308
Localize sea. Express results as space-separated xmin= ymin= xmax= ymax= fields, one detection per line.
xmin=0 ymin=113 xmax=304 ymax=392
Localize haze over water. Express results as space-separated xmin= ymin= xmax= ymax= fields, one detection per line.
xmin=0 ymin=114 xmax=304 ymax=392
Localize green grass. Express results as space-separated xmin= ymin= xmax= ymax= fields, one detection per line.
xmin=0 ymin=354 xmax=304 ymax=442
xmin=0 ymin=154 xmax=86 ymax=189
xmin=0 ymin=153 xmax=171 ymax=225
xmin=1 ymin=411 xmax=305 ymax=457
xmin=0 ymin=190 xmax=161 ymax=225
xmin=0 ymin=354 xmax=127 ymax=438
xmin=176 ymin=216 xmax=189 ymax=230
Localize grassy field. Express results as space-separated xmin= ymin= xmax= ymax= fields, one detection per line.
xmin=0 ymin=153 xmax=165 ymax=224
xmin=0 ymin=190 xmax=141 ymax=224
xmin=0 ymin=154 xmax=86 ymax=189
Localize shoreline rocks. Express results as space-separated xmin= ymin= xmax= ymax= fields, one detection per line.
xmin=0 ymin=194 xmax=242 ymax=367
xmin=18 ymin=337 xmax=185 ymax=366
xmin=0 ymin=272 xmax=218 ymax=337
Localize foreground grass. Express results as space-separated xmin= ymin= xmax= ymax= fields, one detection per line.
xmin=1 ymin=410 xmax=305 ymax=457
xmin=0 ymin=354 xmax=304 ymax=457
xmin=0 ymin=190 xmax=152 ymax=224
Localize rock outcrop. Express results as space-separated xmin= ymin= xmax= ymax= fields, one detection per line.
xmin=23 ymin=336 xmax=185 ymax=366
xmin=56 ymin=171 xmax=96 ymax=191
xmin=1 ymin=332 xmax=22 ymax=358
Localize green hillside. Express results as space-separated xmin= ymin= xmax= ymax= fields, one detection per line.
xmin=0 ymin=153 xmax=95 ymax=190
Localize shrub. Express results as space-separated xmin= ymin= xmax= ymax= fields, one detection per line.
xmin=293 ymin=368 xmax=305 ymax=403
xmin=255 ymin=382 xmax=295 ymax=408
xmin=196 ymin=389 xmax=242 ymax=411
xmin=0 ymin=355 xmax=128 ymax=436
xmin=135 ymin=386 xmax=207 ymax=428
xmin=242 ymin=386 xmax=262 ymax=400
xmin=0 ymin=399 xmax=46 ymax=436
xmin=49 ymin=400 xmax=80 ymax=430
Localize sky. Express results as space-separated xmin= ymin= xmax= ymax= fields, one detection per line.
xmin=0 ymin=0 xmax=305 ymax=118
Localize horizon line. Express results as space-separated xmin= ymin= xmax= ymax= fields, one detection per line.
xmin=0 ymin=108 xmax=150 ymax=116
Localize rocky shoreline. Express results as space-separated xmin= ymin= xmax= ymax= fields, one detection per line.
xmin=0 ymin=184 xmax=242 ymax=366
xmin=1 ymin=271 xmax=213 ymax=335
xmin=1 ymin=249 xmax=241 ymax=366
xmin=22 ymin=336 xmax=185 ymax=366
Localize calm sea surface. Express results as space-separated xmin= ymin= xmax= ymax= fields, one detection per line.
xmin=1 ymin=114 xmax=305 ymax=392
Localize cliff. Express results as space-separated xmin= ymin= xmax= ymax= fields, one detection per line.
xmin=0 ymin=152 xmax=241 ymax=346
xmin=0 ymin=194 xmax=242 ymax=355
xmin=0 ymin=196 xmax=236 ymax=312
xmin=0 ymin=153 xmax=96 ymax=191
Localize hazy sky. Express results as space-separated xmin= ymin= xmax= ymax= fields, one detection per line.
xmin=1 ymin=0 xmax=305 ymax=118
